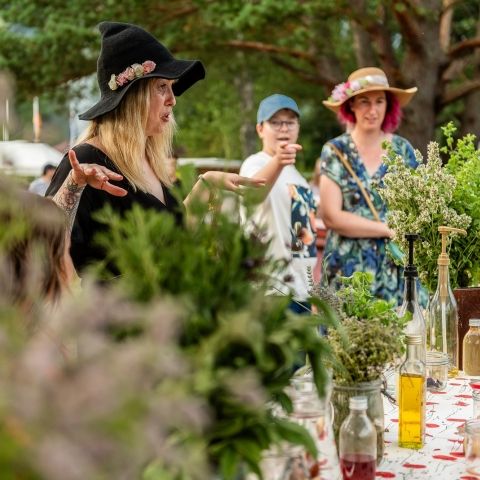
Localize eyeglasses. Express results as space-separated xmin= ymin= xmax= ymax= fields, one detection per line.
xmin=266 ymin=120 xmax=299 ymax=131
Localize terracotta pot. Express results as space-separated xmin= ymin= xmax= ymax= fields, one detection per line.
xmin=453 ymin=287 xmax=480 ymax=370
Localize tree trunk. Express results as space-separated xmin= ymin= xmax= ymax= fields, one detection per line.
xmin=351 ymin=20 xmax=376 ymax=67
xmin=233 ymin=54 xmax=257 ymax=158
xmin=460 ymin=15 xmax=480 ymax=140
xmin=396 ymin=5 xmax=447 ymax=153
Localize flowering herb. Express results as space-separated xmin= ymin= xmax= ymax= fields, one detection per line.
xmin=380 ymin=140 xmax=471 ymax=292
xmin=108 ymin=60 xmax=156 ymax=90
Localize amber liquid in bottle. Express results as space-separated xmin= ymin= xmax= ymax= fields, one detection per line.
xmin=399 ymin=373 xmax=425 ymax=448
xmin=463 ymin=325 xmax=480 ymax=376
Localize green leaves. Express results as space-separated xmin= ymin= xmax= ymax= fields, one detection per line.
xmin=272 ymin=417 xmax=317 ymax=458
xmin=443 ymin=122 xmax=480 ymax=287
xmin=317 ymin=272 xmax=405 ymax=385
xmin=93 ymin=200 xmax=337 ymax=478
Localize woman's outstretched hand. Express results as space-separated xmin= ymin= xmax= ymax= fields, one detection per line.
xmin=201 ymin=171 xmax=266 ymax=193
xmin=68 ymin=149 xmax=128 ymax=197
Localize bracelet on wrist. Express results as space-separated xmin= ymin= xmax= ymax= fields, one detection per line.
xmin=66 ymin=170 xmax=85 ymax=192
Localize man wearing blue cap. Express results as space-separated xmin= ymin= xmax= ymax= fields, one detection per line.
xmin=240 ymin=94 xmax=318 ymax=311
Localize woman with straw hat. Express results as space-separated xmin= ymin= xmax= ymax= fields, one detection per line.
xmin=46 ymin=22 xmax=264 ymax=273
xmin=319 ymin=67 xmax=418 ymax=304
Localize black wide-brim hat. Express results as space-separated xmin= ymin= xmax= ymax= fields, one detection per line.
xmin=79 ymin=22 xmax=206 ymax=120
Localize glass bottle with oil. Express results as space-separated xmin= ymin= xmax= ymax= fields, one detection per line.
xmin=463 ymin=319 xmax=480 ymax=377
xmin=399 ymin=333 xmax=426 ymax=449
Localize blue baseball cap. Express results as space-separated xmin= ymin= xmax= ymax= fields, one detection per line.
xmin=256 ymin=94 xmax=300 ymax=124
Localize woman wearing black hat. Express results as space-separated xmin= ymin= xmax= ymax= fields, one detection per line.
xmin=47 ymin=22 xmax=263 ymax=273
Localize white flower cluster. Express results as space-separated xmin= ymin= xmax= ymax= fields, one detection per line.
xmin=380 ymin=141 xmax=471 ymax=287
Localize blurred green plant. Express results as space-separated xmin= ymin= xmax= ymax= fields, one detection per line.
xmin=0 ymin=283 xmax=211 ymax=480
xmin=0 ymin=175 xmax=210 ymax=480
xmin=93 ymin=184 xmax=338 ymax=478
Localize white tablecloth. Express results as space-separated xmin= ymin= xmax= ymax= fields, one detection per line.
xmin=380 ymin=376 xmax=476 ymax=479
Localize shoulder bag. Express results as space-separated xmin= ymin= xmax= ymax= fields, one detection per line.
xmin=326 ymin=142 xmax=404 ymax=263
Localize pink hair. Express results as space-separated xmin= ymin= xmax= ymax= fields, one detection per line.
xmin=337 ymin=91 xmax=402 ymax=133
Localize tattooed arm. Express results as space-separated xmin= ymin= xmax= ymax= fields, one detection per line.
xmin=52 ymin=149 xmax=128 ymax=233
xmin=53 ymin=171 xmax=86 ymax=233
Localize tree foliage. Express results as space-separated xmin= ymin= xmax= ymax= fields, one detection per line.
xmin=1 ymin=0 xmax=479 ymax=159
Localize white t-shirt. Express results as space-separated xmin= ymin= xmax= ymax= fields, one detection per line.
xmin=240 ymin=151 xmax=317 ymax=300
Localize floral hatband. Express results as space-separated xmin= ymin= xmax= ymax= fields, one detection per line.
xmin=108 ymin=60 xmax=156 ymax=91
xmin=328 ymin=75 xmax=389 ymax=103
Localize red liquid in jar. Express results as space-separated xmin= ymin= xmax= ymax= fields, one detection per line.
xmin=340 ymin=453 xmax=376 ymax=480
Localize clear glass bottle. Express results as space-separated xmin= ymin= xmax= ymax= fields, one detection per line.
xmin=463 ymin=319 xmax=480 ymax=377
xmin=399 ymin=334 xmax=426 ymax=449
xmin=339 ymin=396 xmax=376 ymax=480
xmin=465 ymin=419 xmax=480 ymax=476
xmin=428 ymin=265 xmax=459 ymax=377
xmin=426 ymin=351 xmax=448 ymax=392
xmin=398 ymin=234 xmax=426 ymax=364
xmin=428 ymin=226 xmax=466 ymax=378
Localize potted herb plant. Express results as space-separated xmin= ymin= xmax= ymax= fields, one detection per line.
xmin=310 ymin=272 xmax=405 ymax=464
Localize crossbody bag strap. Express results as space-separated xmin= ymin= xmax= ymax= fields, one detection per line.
xmin=327 ymin=142 xmax=381 ymax=222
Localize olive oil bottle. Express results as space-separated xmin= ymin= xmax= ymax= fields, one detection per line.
xmin=399 ymin=334 xmax=426 ymax=449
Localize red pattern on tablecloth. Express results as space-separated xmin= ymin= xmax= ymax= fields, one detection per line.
xmin=382 ymin=376 xmax=475 ymax=479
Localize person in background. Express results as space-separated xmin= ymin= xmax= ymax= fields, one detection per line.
xmin=240 ymin=94 xmax=317 ymax=313
xmin=29 ymin=163 xmax=57 ymax=196
xmin=0 ymin=176 xmax=75 ymax=310
xmin=46 ymin=22 xmax=264 ymax=273
xmin=319 ymin=67 xmax=417 ymax=304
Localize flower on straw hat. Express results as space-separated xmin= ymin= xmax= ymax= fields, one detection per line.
xmin=323 ymin=67 xmax=417 ymax=112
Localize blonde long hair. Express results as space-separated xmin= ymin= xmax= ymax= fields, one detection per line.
xmin=76 ymin=79 xmax=175 ymax=190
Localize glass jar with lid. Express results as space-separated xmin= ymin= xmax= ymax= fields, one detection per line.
xmin=463 ymin=319 xmax=480 ymax=377
xmin=426 ymin=351 xmax=449 ymax=392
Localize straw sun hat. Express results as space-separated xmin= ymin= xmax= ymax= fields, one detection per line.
xmin=79 ymin=22 xmax=206 ymax=121
xmin=322 ymin=67 xmax=417 ymax=112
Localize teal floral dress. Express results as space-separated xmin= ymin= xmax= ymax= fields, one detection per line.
xmin=320 ymin=133 xmax=417 ymax=305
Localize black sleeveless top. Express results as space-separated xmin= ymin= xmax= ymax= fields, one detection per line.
xmin=46 ymin=143 xmax=183 ymax=272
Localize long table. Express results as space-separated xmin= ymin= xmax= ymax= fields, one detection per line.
xmin=380 ymin=376 xmax=476 ymax=479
